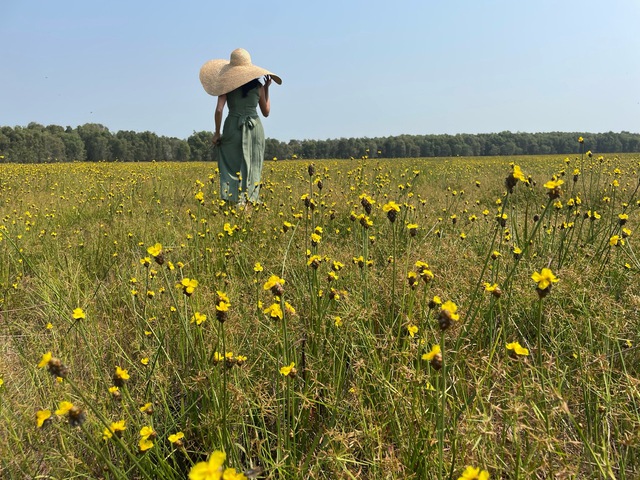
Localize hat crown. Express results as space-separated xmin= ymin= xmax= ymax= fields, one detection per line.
xmin=230 ymin=48 xmax=251 ymax=66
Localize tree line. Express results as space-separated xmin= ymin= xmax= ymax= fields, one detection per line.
xmin=1 ymin=122 xmax=639 ymax=163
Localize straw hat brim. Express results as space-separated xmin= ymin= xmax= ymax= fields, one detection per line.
xmin=199 ymin=59 xmax=282 ymax=97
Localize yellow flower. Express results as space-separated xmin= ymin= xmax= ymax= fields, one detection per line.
xmin=103 ymin=419 xmax=126 ymax=440
xmin=179 ymin=278 xmax=199 ymax=295
xmin=458 ymin=465 xmax=490 ymax=480
xmin=263 ymin=275 xmax=285 ymax=292
xmin=139 ymin=402 xmax=153 ymax=413
xmin=440 ymin=301 xmax=459 ymax=321
xmin=263 ymin=303 xmax=283 ymax=320
xmin=483 ymin=283 xmax=499 ymax=293
xmin=531 ymin=268 xmax=559 ymax=290
xmin=147 ymin=243 xmax=162 ymax=258
xmin=407 ymin=324 xmax=418 ymax=338
xmin=72 ymin=308 xmax=86 ymax=320
xmin=429 ymin=296 xmax=442 ymax=309
xmin=280 ymin=362 xmax=296 ymax=376
xmin=224 ymin=223 xmax=239 ymax=236
xmin=216 ymin=291 xmax=230 ymax=304
xmin=191 ymin=312 xmax=207 ymax=325
xmin=506 ymin=342 xmax=529 ymax=356
xmin=253 ymin=262 xmax=264 ymax=272
xmin=222 ymin=468 xmax=248 ymax=480
xmin=141 ymin=357 xmax=150 ymax=365
xmin=415 ymin=260 xmax=429 ymax=272
xmin=334 ymin=316 xmax=343 ymax=327
xmin=116 ymin=366 xmax=129 ymax=380
xmin=382 ymin=201 xmax=400 ymax=212
xmin=609 ymin=235 xmax=624 ymax=246
xmin=310 ymin=233 xmax=322 ymax=245
xmin=140 ymin=425 xmax=155 ymax=439
xmin=36 ymin=409 xmax=52 ymax=428
xmin=512 ymin=164 xmax=526 ymax=182
xmin=543 ymin=178 xmax=564 ymax=190
xmin=139 ymin=437 xmax=154 ymax=452
xmin=168 ymin=431 xmax=185 ymax=444
xmin=284 ymin=302 xmax=296 ymax=315
xmin=422 ymin=344 xmax=441 ymax=361
xmin=55 ymin=401 xmax=74 ymax=416
xmin=114 ymin=366 xmax=130 ymax=386
xmin=38 ymin=351 xmax=52 ymax=368
xmin=307 ymin=254 xmax=323 ymax=268
xmin=188 ymin=450 xmax=227 ymax=480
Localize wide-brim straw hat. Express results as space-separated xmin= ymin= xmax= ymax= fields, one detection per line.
xmin=199 ymin=48 xmax=282 ymax=96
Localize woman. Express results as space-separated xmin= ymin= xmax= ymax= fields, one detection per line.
xmin=199 ymin=48 xmax=282 ymax=204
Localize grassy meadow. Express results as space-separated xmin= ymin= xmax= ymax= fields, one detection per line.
xmin=0 ymin=150 xmax=639 ymax=479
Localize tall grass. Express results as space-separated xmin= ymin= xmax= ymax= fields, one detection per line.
xmin=0 ymin=152 xmax=638 ymax=479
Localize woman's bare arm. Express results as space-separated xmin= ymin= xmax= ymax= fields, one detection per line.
xmin=259 ymin=75 xmax=271 ymax=117
xmin=212 ymin=94 xmax=227 ymax=144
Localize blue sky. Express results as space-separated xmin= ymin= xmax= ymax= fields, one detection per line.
xmin=1 ymin=0 xmax=639 ymax=141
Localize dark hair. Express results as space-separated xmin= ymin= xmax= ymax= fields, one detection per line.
xmin=241 ymin=78 xmax=262 ymax=97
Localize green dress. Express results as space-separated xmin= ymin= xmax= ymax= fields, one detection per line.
xmin=217 ymin=86 xmax=265 ymax=203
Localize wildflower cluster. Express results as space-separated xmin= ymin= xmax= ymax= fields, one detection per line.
xmin=188 ymin=450 xmax=247 ymax=480
xmin=213 ymin=351 xmax=247 ymax=368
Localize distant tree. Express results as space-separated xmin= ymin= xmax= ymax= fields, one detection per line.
xmin=109 ymin=136 xmax=130 ymax=161
xmin=58 ymin=130 xmax=85 ymax=161
xmin=77 ymin=124 xmax=111 ymax=161
xmin=188 ymin=131 xmax=214 ymax=161
xmin=301 ymin=140 xmax=317 ymax=159
xmin=1 ymin=124 xmax=639 ymax=163
xmin=500 ymin=141 xmax=517 ymax=156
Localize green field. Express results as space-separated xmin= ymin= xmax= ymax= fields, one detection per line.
xmin=1 ymin=152 xmax=639 ymax=479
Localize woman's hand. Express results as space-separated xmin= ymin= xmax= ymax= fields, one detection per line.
xmin=263 ymin=75 xmax=272 ymax=88
xmin=212 ymin=132 xmax=221 ymax=145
